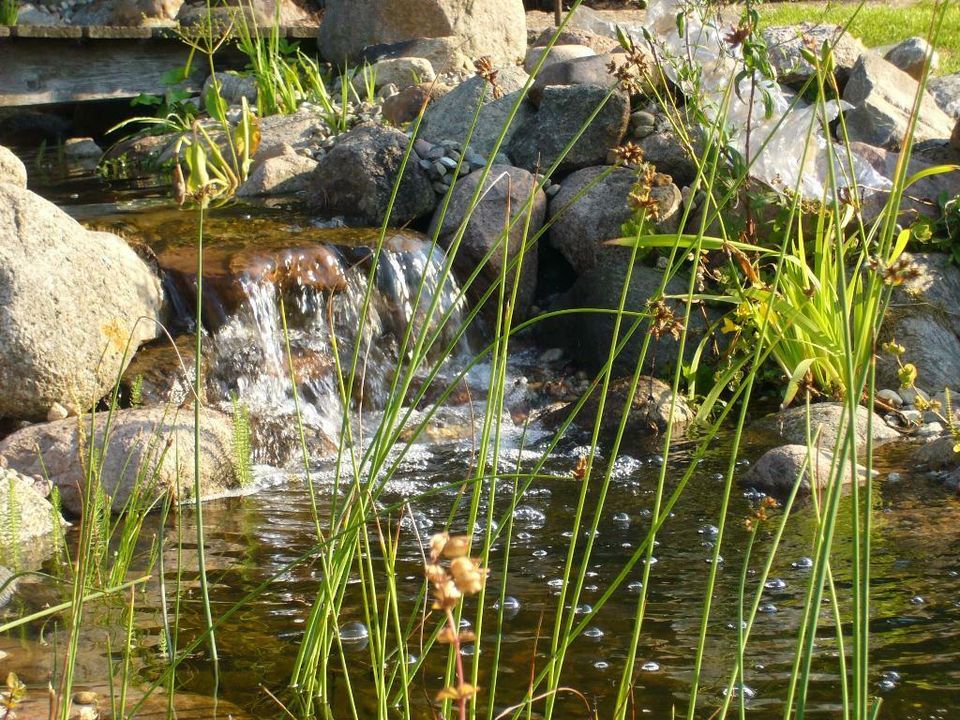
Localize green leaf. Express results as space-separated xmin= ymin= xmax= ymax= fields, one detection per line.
xmin=781 ymin=358 xmax=815 ymax=409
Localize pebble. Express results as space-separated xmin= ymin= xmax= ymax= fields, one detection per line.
xmin=413 ymin=138 xmax=434 ymax=157
xmin=438 ymin=156 xmax=458 ymax=170
xmin=545 ymin=183 xmax=562 ymax=198
xmin=877 ymin=388 xmax=903 ymax=408
xmin=916 ymin=421 xmax=944 ymax=438
xmin=73 ymin=692 xmax=99 ymax=705
xmin=900 ymin=386 xmax=929 ymax=406
xmin=432 ymin=181 xmax=451 ymax=195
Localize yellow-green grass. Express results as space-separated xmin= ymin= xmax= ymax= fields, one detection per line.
xmin=757 ymin=1 xmax=960 ymax=75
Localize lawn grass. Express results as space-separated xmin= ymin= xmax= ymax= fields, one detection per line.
xmin=756 ymin=0 xmax=960 ymax=75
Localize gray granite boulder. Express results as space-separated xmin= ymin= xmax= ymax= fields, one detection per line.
xmin=0 ymin=405 xmax=243 ymax=516
xmin=0 ymin=145 xmax=26 ymax=188
xmin=308 ymin=123 xmax=436 ymax=225
xmin=429 ymin=164 xmax=546 ymax=318
xmin=752 ymin=402 xmax=899 ymax=448
xmin=842 ymin=54 xmax=954 ymax=149
xmin=883 ymin=37 xmax=938 ymax=81
xmin=0 ymin=184 xmax=162 ymax=420
xmin=742 ymin=444 xmax=869 ymax=495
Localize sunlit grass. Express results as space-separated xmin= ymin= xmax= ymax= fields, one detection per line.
xmin=757 ymin=0 xmax=960 ymax=74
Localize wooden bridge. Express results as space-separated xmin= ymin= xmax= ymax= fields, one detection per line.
xmin=0 ymin=25 xmax=318 ymax=107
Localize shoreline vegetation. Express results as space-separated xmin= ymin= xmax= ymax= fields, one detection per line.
xmin=1 ymin=0 xmax=960 ymax=718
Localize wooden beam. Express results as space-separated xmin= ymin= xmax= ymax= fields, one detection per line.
xmin=0 ymin=38 xmax=208 ymax=106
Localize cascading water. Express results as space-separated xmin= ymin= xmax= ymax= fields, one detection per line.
xmin=156 ymin=227 xmax=470 ymax=463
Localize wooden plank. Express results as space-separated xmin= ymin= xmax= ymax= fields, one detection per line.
xmin=0 ymin=38 xmax=208 ymax=106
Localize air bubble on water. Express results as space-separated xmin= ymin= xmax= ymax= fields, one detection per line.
xmin=910 ymin=595 xmax=925 ymax=605
xmin=699 ymin=524 xmax=719 ymax=537
xmin=460 ymin=644 xmax=477 ymax=656
xmin=547 ymin=578 xmax=564 ymax=588
xmin=792 ymin=557 xmax=814 ymax=569
xmin=574 ymin=603 xmax=592 ymax=615
xmin=494 ymin=596 xmax=521 ymax=619
xmin=628 ymin=580 xmax=643 ymax=592
xmin=611 ymin=456 xmax=643 ymax=478
xmin=514 ymin=505 xmax=547 ymax=529
xmin=759 ymin=603 xmax=778 ymax=614
xmin=583 ymin=627 xmax=604 ymax=639
xmin=765 ymin=578 xmax=787 ymax=590
xmin=339 ymin=622 xmax=370 ymax=651
xmin=612 ymin=512 xmax=631 ymax=525
xmin=723 ymin=684 xmax=757 ymax=700
xmin=532 ymin=549 xmax=548 ymax=558
xmin=641 ymin=661 xmax=660 ymax=672
xmin=594 ymin=660 xmax=609 ymax=670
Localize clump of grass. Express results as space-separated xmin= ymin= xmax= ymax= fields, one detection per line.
xmin=0 ymin=0 xmax=17 ymax=26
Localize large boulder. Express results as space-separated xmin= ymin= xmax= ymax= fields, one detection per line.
xmin=751 ymin=402 xmax=899 ymax=448
xmin=318 ymin=0 xmax=526 ymax=68
xmin=877 ymin=252 xmax=960 ymax=395
xmin=508 ymin=84 xmax=630 ymax=174
xmin=549 ymin=166 xmax=681 ymax=273
xmin=0 ymin=465 xmax=64 ymax=569
xmin=0 ymin=146 xmax=26 ymax=188
xmin=0 ymin=406 xmax=243 ymax=516
xmin=927 ymin=72 xmax=960 ymax=118
xmin=0 ymin=184 xmax=162 ymax=421
xmin=308 ymin=124 xmax=436 ymax=226
xmin=543 ymin=375 xmax=693 ymax=437
xmin=429 ymin=164 xmax=546 ymax=319
xmin=842 ymin=54 xmax=954 ymax=150
xmin=762 ymin=24 xmax=867 ymax=89
xmin=741 ymin=444 xmax=869 ymax=496
xmin=420 ymin=66 xmax=533 ymax=158
xmin=545 ymin=247 xmax=712 ymax=376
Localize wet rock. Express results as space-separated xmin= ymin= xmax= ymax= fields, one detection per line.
xmin=883 ymin=37 xmax=938 ymax=81
xmin=237 ymin=149 xmax=318 ymax=197
xmin=927 ymin=72 xmax=960 ymax=118
xmin=308 ymin=123 xmax=436 ymax=226
xmin=0 ymin=184 xmax=162 ymax=420
xmin=913 ymin=435 xmax=958 ymax=470
xmin=508 ymin=84 xmax=629 ymax=174
xmin=532 ymin=27 xmax=620 ymax=54
xmin=420 ymin=66 xmax=532 ymax=157
xmin=752 ymin=402 xmax=899 ymax=448
xmin=367 ymin=57 xmax=436 ymax=91
xmin=524 ymin=44 xmax=596 ymax=73
xmin=203 ymin=71 xmax=258 ymax=106
xmin=0 ymin=405 xmax=244 ymax=516
xmin=0 ymin=145 xmax=26 ymax=188
xmin=120 ymin=336 xmax=202 ymax=408
xmin=0 ymin=466 xmax=64 ymax=569
xmin=63 ymin=137 xmax=102 ymax=159
xmin=549 ymin=166 xmax=681 ymax=274
xmin=529 ymin=52 xmax=657 ymax=105
xmin=952 ymin=118 xmax=960 ymax=152
xmin=762 ymin=24 xmax=867 ymax=88
xmin=544 ymin=375 xmax=693 ymax=437
xmin=742 ymin=444 xmax=869 ymax=495
xmin=318 ymin=0 xmax=526 ymax=68
xmin=877 ymin=252 xmax=960 ymax=394
xmin=429 ymin=164 xmax=545 ymax=319
xmin=842 ymin=54 xmax=954 ymax=150
xmin=545 ymin=247 xmax=712 ymax=377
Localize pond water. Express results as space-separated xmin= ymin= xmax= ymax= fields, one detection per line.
xmin=7 ymin=159 xmax=960 ymax=720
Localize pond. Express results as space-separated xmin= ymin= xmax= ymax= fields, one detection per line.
xmin=6 ymin=158 xmax=960 ymax=720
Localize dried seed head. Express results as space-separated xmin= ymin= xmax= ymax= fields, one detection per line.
xmin=429 ymin=532 xmax=449 ymax=562
xmin=441 ymin=535 xmax=471 ymax=559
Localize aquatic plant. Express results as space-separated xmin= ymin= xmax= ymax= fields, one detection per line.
xmin=0 ymin=0 xmax=17 ymax=26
